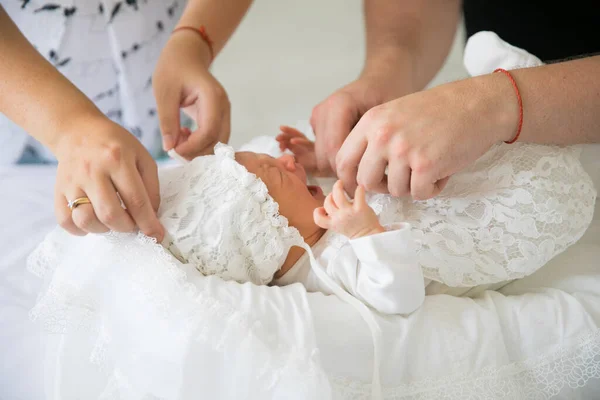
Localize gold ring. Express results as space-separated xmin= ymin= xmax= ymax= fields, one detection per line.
xmin=68 ymin=197 xmax=91 ymax=210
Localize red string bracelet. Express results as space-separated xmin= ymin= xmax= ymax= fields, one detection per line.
xmin=494 ymin=68 xmax=523 ymax=144
xmin=172 ymin=25 xmax=214 ymax=62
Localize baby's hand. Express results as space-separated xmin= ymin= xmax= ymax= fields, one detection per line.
xmin=313 ymin=180 xmax=385 ymax=239
xmin=276 ymin=126 xmax=332 ymax=177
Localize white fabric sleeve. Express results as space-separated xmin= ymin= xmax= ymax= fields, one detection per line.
xmin=341 ymin=222 xmax=425 ymax=315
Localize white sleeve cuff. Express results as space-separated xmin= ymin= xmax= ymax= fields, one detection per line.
xmin=349 ymin=222 xmax=416 ymax=263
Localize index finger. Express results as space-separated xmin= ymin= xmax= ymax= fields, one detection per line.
xmin=176 ymin=89 xmax=223 ymax=158
xmin=335 ymin=121 xmax=368 ymax=195
xmin=113 ymin=163 xmax=164 ymax=241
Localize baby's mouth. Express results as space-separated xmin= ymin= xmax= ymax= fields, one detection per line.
xmin=307 ymin=185 xmax=323 ymax=198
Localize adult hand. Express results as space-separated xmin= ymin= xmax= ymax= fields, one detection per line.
xmin=310 ymin=64 xmax=415 ymax=176
xmin=54 ymin=115 xmax=164 ymax=241
xmin=153 ymin=30 xmax=230 ymax=160
xmin=336 ymin=73 xmax=518 ymax=199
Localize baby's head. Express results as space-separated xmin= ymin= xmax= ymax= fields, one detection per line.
xmin=235 ymin=151 xmax=325 ymax=239
xmin=158 ymin=144 xmax=325 ymax=285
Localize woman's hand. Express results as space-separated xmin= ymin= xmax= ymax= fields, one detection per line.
xmin=54 ymin=115 xmax=164 ymax=241
xmin=153 ymin=30 xmax=230 ymax=159
xmin=335 ymin=73 xmax=519 ymax=200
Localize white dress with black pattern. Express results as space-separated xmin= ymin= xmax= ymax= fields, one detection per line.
xmin=0 ymin=0 xmax=185 ymax=163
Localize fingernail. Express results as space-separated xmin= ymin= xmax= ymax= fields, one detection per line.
xmin=163 ymin=134 xmax=173 ymax=151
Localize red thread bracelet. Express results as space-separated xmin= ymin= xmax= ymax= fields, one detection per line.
xmin=494 ymin=68 xmax=523 ymax=144
xmin=172 ymin=25 xmax=214 ymax=62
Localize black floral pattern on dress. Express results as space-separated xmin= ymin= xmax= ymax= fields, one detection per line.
xmin=109 ymin=2 xmax=122 ymax=23
xmin=63 ymin=7 xmax=77 ymax=17
xmin=92 ymin=85 xmax=120 ymax=102
xmin=34 ymin=4 xmax=61 ymax=13
xmin=48 ymin=50 xmax=71 ymax=68
xmin=125 ymin=0 xmax=138 ymax=11
xmin=4 ymin=0 xmax=185 ymax=161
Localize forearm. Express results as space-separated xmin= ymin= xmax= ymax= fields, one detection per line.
xmin=362 ymin=0 xmax=462 ymax=91
xmin=0 ymin=7 xmax=103 ymax=153
xmin=495 ymin=56 xmax=600 ymax=145
xmin=176 ymin=0 xmax=253 ymax=62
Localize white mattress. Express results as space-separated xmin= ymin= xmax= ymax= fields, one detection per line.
xmin=1 ymin=161 xmax=600 ymax=400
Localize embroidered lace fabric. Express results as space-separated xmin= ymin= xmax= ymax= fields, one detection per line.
xmin=158 ymin=143 xmax=303 ymax=285
xmin=367 ymin=143 xmax=596 ymax=287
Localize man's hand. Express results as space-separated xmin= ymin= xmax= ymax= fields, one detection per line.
xmin=335 ymin=73 xmax=518 ymax=200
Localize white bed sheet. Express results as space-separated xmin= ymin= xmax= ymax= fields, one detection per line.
xmin=1 ymin=162 xmax=600 ymax=400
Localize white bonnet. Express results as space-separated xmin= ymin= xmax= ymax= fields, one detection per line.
xmin=158 ymin=143 xmax=304 ymax=285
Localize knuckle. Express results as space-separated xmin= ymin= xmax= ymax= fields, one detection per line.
xmin=363 ymin=106 xmax=383 ymax=124
xmin=57 ymin=213 xmax=73 ymax=230
xmin=102 ymin=143 xmax=124 ymax=166
xmin=411 ymin=153 xmax=433 ymax=174
xmin=324 ymin=93 xmax=344 ymax=109
xmin=390 ymin=137 xmax=411 ymax=159
xmin=209 ymin=84 xmax=227 ymax=101
xmin=73 ymin=211 xmax=96 ymax=230
xmin=96 ymin=207 xmax=119 ymax=226
xmin=373 ymin=124 xmax=393 ymax=147
xmin=128 ymin=194 xmax=148 ymax=210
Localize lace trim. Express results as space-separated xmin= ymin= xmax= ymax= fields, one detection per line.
xmin=330 ymin=328 xmax=600 ymax=399
xmin=158 ymin=143 xmax=304 ymax=285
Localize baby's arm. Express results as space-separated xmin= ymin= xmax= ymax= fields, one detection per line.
xmin=314 ymin=181 xmax=425 ymax=314
xmin=344 ymin=223 xmax=425 ymax=315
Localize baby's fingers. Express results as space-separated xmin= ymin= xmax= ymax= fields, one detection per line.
xmin=353 ymin=185 xmax=368 ymax=208
xmin=280 ymin=125 xmax=308 ymax=139
xmin=290 ymin=137 xmax=313 ymax=147
xmin=313 ymin=207 xmax=331 ymax=229
xmin=323 ymin=193 xmax=338 ymax=216
xmin=332 ymin=180 xmax=350 ymax=208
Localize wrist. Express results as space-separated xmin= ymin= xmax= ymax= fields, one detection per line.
xmin=488 ymin=72 xmax=521 ymax=143
xmin=471 ymin=73 xmax=521 ymax=144
xmin=51 ymin=111 xmax=109 ymax=159
xmin=360 ymin=45 xmax=419 ymax=97
xmin=170 ymin=27 xmax=213 ymax=68
xmin=362 ymin=45 xmax=418 ymax=89
xmin=350 ymin=223 xmax=386 ymax=239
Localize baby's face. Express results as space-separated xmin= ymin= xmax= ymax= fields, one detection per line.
xmin=236 ymin=152 xmax=326 ymax=235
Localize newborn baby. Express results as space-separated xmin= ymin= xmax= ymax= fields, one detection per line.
xmin=161 ymin=143 xmax=424 ymax=315
xmin=161 ymin=123 xmax=598 ymax=316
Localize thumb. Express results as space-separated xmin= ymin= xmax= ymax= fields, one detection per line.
xmin=175 ymin=89 xmax=222 ymax=158
xmin=155 ymin=85 xmax=181 ymax=151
